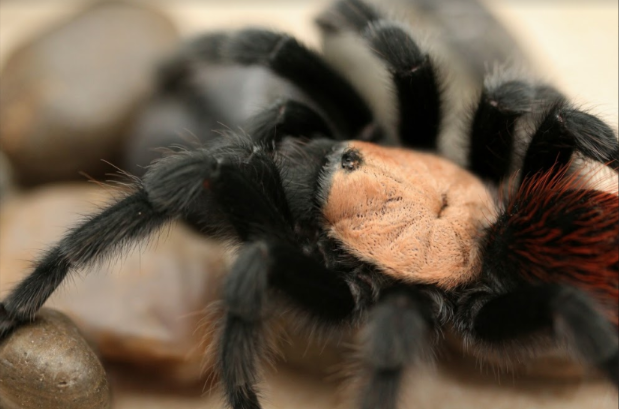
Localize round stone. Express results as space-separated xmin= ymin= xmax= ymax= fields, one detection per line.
xmin=0 ymin=2 xmax=178 ymax=185
xmin=0 ymin=308 xmax=111 ymax=409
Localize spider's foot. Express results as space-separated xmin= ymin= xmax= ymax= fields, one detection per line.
xmin=227 ymin=383 xmax=261 ymax=409
xmin=0 ymin=303 xmax=19 ymax=340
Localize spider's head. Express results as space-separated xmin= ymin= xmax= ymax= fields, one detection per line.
xmin=317 ymin=141 xmax=494 ymax=289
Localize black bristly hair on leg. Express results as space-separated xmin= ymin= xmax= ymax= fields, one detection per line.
xmin=0 ymin=129 xmax=312 ymax=338
xmin=179 ymin=29 xmax=382 ymax=141
xmin=362 ymin=21 xmax=443 ymax=150
xmin=0 ymin=148 xmax=219 ymax=337
xmin=468 ymin=80 xmax=564 ymax=184
xmin=211 ymin=134 xmax=358 ymax=409
xmin=244 ymin=99 xmax=337 ymax=148
xmin=317 ymin=0 xmax=443 ymax=150
xmin=466 ymin=74 xmax=618 ymax=185
xmin=204 ymin=147 xmax=295 ymax=243
xmin=464 ymin=284 xmax=619 ymax=386
xmin=220 ymin=242 xmax=269 ymax=409
xmin=521 ymin=102 xmax=619 ymax=179
xmin=221 ymin=240 xmax=357 ymax=409
xmin=358 ymin=285 xmax=433 ymax=409
xmin=0 ymin=191 xmax=169 ymax=336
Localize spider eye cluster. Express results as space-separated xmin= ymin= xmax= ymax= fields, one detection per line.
xmin=341 ymin=149 xmax=362 ymax=171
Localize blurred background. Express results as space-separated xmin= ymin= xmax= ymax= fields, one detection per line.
xmin=0 ymin=1 xmax=617 ymax=409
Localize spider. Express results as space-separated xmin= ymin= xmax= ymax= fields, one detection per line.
xmin=1 ymin=1 xmax=618 ymax=408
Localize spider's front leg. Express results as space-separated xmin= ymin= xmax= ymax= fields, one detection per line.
xmin=0 ymin=103 xmax=319 ymax=337
xmin=220 ymin=240 xmax=356 ymax=409
xmin=0 ymin=144 xmax=230 ymax=337
xmin=205 ymin=138 xmax=358 ymax=408
xmin=356 ymin=285 xmax=434 ymax=409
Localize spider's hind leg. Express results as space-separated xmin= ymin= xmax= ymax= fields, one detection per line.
xmin=521 ymin=102 xmax=619 ymax=178
xmin=461 ymin=284 xmax=619 ymax=386
xmin=468 ymin=80 xmax=563 ymax=184
xmin=470 ymin=163 xmax=619 ymax=386
xmin=467 ymin=74 xmax=617 ymax=184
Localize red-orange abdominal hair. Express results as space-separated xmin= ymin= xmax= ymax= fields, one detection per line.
xmin=488 ymin=167 xmax=619 ymax=326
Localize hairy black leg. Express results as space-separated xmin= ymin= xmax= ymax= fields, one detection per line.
xmin=521 ymin=102 xmax=619 ymax=178
xmin=0 ymin=148 xmax=221 ymax=337
xmin=205 ymin=147 xmax=294 ymax=242
xmin=318 ymin=0 xmax=442 ymax=149
xmin=358 ymin=285 xmax=432 ymax=409
xmin=214 ymin=145 xmax=355 ymax=408
xmin=1 ymin=139 xmax=297 ymax=338
xmin=362 ymin=22 xmax=442 ymax=150
xmin=174 ymin=29 xmax=379 ymax=140
xmin=0 ymin=191 xmax=169 ymax=337
xmin=221 ymin=243 xmax=268 ymax=409
xmin=209 ymin=139 xmax=355 ymax=317
xmin=221 ymin=241 xmax=356 ymax=409
xmin=469 ymin=285 xmax=618 ymax=386
xmin=244 ymin=99 xmax=336 ymax=147
xmin=468 ymin=81 xmax=563 ymax=183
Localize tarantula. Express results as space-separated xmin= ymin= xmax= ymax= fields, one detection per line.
xmin=1 ymin=1 xmax=618 ymax=408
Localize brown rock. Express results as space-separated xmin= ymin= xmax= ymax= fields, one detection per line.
xmin=0 ymin=184 xmax=230 ymax=382
xmin=0 ymin=308 xmax=111 ymax=409
xmin=0 ymin=1 xmax=178 ymax=185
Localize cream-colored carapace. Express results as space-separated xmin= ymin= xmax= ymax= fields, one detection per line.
xmin=322 ymin=141 xmax=494 ymax=290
